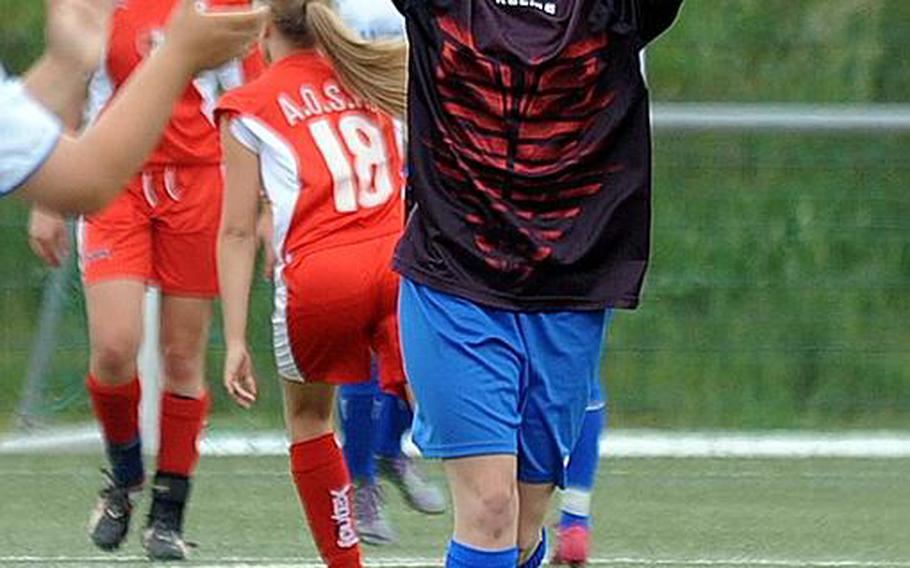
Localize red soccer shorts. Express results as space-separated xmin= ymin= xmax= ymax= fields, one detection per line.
xmin=78 ymin=165 xmax=222 ymax=297
xmin=274 ymin=232 xmax=406 ymax=397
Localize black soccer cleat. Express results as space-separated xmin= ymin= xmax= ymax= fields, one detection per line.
xmin=142 ymin=520 xmax=191 ymax=561
xmin=142 ymin=473 xmax=193 ymax=561
xmin=88 ymin=470 xmax=139 ymax=551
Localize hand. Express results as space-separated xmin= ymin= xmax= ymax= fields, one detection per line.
xmin=45 ymin=0 xmax=113 ymax=73
xmin=28 ymin=207 xmax=70 ymax=268
xmin=223 ymin=343 xmax=258 ymax=409
xmin=257 ymin=203 xmax=276 ymax=281
xmin=163 ymin=0 xmax=269 ymax=73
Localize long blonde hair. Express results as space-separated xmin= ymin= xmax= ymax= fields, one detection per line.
xmin=267 ymin=0 xmax=408 ymax=118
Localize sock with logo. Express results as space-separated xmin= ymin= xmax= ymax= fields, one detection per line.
xmin=560 ymin=404 xmax=604 ymax=528
xmin=445 ymin=540 xmax=518 ymax=568
xmin=338 ymin=381 xmax=379 ymax=483
xmin=86 ymin=373 xmax=144 ymax=488
xmin=290 ymin=433 xmax=362 ymax=568
xmin=157 ymin=391 xmax=210 ymax=477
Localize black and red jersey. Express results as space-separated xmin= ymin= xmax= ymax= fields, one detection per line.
xmin=392 ymin=0 xmax=683 ymax=310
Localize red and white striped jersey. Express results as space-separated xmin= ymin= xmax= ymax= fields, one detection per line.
xmin=216 ymin=51 xmax=405 ymax=264
xmin=85 ymin=0 xmax=264 ymax=167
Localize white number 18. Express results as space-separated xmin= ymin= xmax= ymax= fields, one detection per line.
xmin=309 ymin=114 xmax=395 ymax=214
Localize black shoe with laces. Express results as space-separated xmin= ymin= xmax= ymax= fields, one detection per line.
xmin=142 ymin=473 xmax=193 ymax=561
xmin=88 ymin=470 xmax=140 ymax=551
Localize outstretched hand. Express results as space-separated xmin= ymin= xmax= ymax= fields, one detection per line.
xmin=164 ymin=0 xmax=270 ymax=73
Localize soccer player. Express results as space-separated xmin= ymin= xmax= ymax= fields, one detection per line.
xmin=331 ymin=0 xmax=446 ymax=545
xmin=215 ymin=1 xmax=407 ymax=566
xmin=1 ymin=0 xmax=267 ymax=213
xmin=26 ymin=0 xmax=265 ymax=560
xmin=552 ymin=315 xmax=613 ymax=565
xmin=392 ymin=1 xmax=684 ymax=567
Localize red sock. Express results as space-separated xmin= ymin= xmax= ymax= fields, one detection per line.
xmin=86 ymin=374 xmax=141 ymax=445
xmin=290 ymin=434 xmax=362 ymax=568
xmin=157 ymin=391 xmax=210 ymax=477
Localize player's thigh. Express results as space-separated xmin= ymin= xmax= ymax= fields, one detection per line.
xmin=399 ymin=278 xmax=523 ymax=459
xmin=282 ymin=380 xmax=337 ymax=442
xmin=517 ymin=309 xmax=609 ymax=487
xmin=275 ymin=246 xmax=374 ymax=384
xmin=152 ymin=166 xmax=221 ymax=297
xmin=85 ymin=279 xmax=147 ymax=380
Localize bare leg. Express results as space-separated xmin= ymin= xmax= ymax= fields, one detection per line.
xmin=517 ymin=481 xmax=555 ymax=563
xmin=159 ymin=295 xmax=212 ymax=397
xmin=443 ymin=455 xmax=519 ymax=550
xmin=86 ymin=280 xmax=146 ymax=384
xmin=283 ymin=380 xmax=336 ymax=442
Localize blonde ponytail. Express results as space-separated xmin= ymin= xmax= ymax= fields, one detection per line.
xmin=268 ymin=0 xmax=408 ymax=118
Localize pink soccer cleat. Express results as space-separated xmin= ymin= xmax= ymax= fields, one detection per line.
xmin=551 ymin=524 xmax=591 ymax=566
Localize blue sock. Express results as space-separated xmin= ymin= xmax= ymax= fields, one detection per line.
xmin=376 ymin=392 xmax=412 ymax=458
xmin=338 ymin=380 xmax=380 ymax=484
xmin=560 ymin=404 xmax=605 ymax=528
xmin=107 ymin=437 xmax=144 ymax=488
xmin=446 ymin=540 xmax=518 ymax=568
xmin=519 ymin=530 xmax=547 ymax=568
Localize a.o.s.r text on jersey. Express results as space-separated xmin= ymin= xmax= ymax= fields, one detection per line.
xmin=278 ymin=80 xmax=377 ymax=127
xmin=492 ymin=0 xmax=557 ymax=16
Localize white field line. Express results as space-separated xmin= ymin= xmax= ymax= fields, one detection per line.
xmin=4 ymin=426 xmax=910 ymax=459
xmin=0 ymin=468 xmax=906 ymax=482
xmin=2 ymin=557 xmax=910 ymax=568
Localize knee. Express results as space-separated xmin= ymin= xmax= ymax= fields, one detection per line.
xmin=91 ymin=335 xmax=140 ymax=382
xmin=162 ymin=342 xmax=204 ymax=388
xmin=285 ymin=394 xmax=334 ymax=442
xmin=467 ymin=486 xmax=518 ymax=542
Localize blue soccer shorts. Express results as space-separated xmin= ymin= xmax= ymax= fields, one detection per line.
xmin=399 ymin=278 xmax=609 ymax=487
xmin=587 ymin=309 xmax=613 ymax=411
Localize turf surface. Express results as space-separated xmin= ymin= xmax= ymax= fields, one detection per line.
xmin=0 ymin=455 xmax=907 ymax=567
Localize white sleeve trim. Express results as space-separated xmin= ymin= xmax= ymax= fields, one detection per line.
xmin=83 ymin=62 xmax=113 ymax=127
xmin=0 ymin=79 xmax=63 ymax=196
xmin=228 ymin=116 xmax=264 ymax=154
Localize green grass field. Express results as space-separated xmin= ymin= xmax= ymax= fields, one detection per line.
xmin=0 ymin=455 xmax=907 ymax=567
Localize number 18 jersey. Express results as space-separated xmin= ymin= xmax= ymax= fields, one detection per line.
xmin=216 ymin=51 xmax=404 ymax=263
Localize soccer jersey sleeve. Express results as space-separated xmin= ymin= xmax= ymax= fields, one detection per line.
xmin=215 ymin=89 xmax=262 ymax=153
xmin=227 ymin=117 xmax=263 ymax=155
xmin=0 ymin=76 xmax=63 ymax=197
xmin=603 ymin=0 xmax=684 ymax=47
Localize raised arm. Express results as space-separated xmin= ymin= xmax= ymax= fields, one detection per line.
xmin=607 ymin=0 xmax=684 ymax=47
xmin=17 ymin=0 xmax=269 ymax=214
xmin=23 ymin=0 xmax=111 ymax=122
xmin=217 ymin=119 xmax=264 ymax=409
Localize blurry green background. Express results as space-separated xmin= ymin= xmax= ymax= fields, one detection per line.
xmin=1 ymin=0 xmax=908 ymax=431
